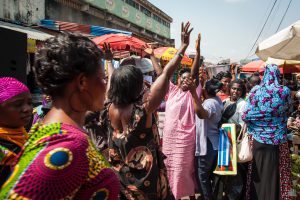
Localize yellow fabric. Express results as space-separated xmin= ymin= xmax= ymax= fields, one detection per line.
xmin=0 ymin=127 xmax=28 ymax=148
xmin=155 ymin=47 xmax=193 ymax=66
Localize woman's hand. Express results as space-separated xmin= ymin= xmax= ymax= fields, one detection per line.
xmin=181 ymin=22 xmax=193 ymax=48
xmin=184 ymin=77 xmax=197 ymax=95
xmin=144 ymin=43 xmax=156 ymax=56
xmin=103 ymin=42 xmax=113 ymax=61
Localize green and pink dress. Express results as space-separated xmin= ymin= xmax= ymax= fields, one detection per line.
xmin=0 ymin=123 xmax=120 ymax=200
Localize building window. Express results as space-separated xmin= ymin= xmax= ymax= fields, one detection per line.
xmin=153 ymin=14 xmax=170 ymax=28
xmin=153 ymin=14 xmax=161 ymax=23
xmin=125 ymin=0 xmax=139 ymax=9
xmin=140 ymin=6 xmax=151 ymax=17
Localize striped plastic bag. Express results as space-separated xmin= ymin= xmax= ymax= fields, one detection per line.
xmin=214 ymin=123 xmax=237 ymax=176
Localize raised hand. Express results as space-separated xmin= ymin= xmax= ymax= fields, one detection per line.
xmin=181 ymin=22 xmax=193 ymax=48
xmin=103 ymin=42 xmax=113 ymax=61
xmin=196 ymin=33 xmax=201 ymax=53
xmin=184 ymin=77 xmax=197 ymax=94
xmin=144 ymin=43 xmax=155 ymax=56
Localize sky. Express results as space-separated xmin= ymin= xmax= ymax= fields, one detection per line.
xmin=148 ymin=0 xmax=300 ymax=63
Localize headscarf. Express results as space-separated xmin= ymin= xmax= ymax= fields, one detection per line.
xmin=242 ymin=64 xmax=292 ymax=145
xmin=120 ymin=56 xmax=154 ymax=74
xmin=0 ymin=77 xmax=29 ymax=104
xmin=0 ymin=78 xmax=29 ymax=168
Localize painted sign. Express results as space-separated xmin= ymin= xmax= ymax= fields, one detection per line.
xmin=83 ymin=0 xmax=170 ymax=38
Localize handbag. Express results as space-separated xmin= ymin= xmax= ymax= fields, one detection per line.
xmin=236 ymin=124 xmax=252 ymax=163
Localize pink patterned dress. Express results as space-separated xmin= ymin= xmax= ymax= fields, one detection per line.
xmin=163 ymin=82 xmax=200 ymax=199
xmin=0 ymin=123 xmax=120 ymax=200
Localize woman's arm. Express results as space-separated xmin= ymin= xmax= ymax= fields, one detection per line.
xmin=185 ymin=77 xmax=209 ymax=119
xmin=145 ymin=22 xmax=193 ymax=114
xmin=144 ymin=45 xmax=162 ymax=76
xmin=191 ymin=33 xmax=201 ymax=86
xmin=103 ymin=43 xmax=114 ymax=95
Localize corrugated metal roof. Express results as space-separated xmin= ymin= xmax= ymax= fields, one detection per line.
xmin=0 ymin=21 xmax=53 ymax=41
xmin=57 ymin=21 xmax=90 ymax=34
xmin=38 ymin=19 xmax=60 ymax=31
xmin=39 ymin=19 xmax=132 ymax=37
xmin=90 ymin=26 xmax=131 ymax=36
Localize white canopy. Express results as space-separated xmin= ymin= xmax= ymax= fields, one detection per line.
xmin=256 ymin=20 xmax=300 ymax=61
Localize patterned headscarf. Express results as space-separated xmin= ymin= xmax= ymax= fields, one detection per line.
xmin=0 ymin=77 xmax=29 ymax=104
xmin=242 ymin=64 xmax=292 ymax=145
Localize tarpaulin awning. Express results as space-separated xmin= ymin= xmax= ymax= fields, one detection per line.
xmin=242 ymin=59 xmax=300 ymax=74
xmin=39 ymin=19 xmax=132 ymax=36
xmin=0 ymin=21 xmax=53 ymax=41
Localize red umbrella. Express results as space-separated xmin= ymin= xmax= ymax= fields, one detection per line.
xmin=241 ymin=60 xmax=265 ymax=72
xmin=92 ymin=34 xmax=147 ymax=54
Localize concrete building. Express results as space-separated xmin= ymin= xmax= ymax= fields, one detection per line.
xmin=0 ymin=0 xmax=174 ymax=46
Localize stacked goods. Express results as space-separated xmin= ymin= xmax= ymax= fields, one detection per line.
xmin=291 ymin=154 xmax=300 ymax=196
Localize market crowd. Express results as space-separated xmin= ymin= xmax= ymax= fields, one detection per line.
xmin=0 ymin=22 xmax=298 ymax=200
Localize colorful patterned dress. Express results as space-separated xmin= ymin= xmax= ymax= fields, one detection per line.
xmin=0 ymin=127 xmax=28 ymax=187
xmin=0 ymin=123 xmax=120 ymax=200
xmin=242 ymin=64 xmax=292 ymax=200
xmin=100 ymin=103 xmax=174 ymax=200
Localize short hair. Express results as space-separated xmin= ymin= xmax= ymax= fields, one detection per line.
xmin=228 ymin=79 xmax=247 ymax=98
xmin=214 ymin=71 xmax=232 ymax=80
xmin=108 ymin=65 xmax=144 ymax=106
xmin=179 ymin=67 xmax=191 ymax=77
xmin=205 ymin=78 xmax=223 ymax=96
xmin=34 ymin=33 xmax=103 ymax=98
xmin=249 ymin=73 xmax=261 ymax=85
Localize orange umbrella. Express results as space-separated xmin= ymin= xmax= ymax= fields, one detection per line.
xmin=154 ymin=47 xmax=193 ymax=66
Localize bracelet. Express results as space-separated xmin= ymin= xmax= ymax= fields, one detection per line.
xmin=176 ymin=52 xmax=184 ymax=58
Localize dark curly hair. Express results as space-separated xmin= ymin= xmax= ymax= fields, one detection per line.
xmin=205 ymin=78 xmax=223 ymax=96
xmin=214 ymin=71 xmax=232 ymax=80
xmin=179 ymin=67 xmax=191 ymax=77
xmin=34 ymin=33 xmax=103 ymax=98
xmin=228 ymin=79 xmax=247 ymax=99
xmin=108 ymin=65 xmax=144 ymax=106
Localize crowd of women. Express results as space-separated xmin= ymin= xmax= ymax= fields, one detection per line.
xmin=0 ymin=21 xmax=294 ymax=200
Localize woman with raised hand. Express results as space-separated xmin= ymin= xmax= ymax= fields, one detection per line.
xmin=98 ymin=22 xmax=193 ymax=200
xmin=0 ymin=33 xmax=119 ymax=200
xmin=192 ymin=78 xmax=224 ymax=200
xmin=163 ymin=33 xmax=202 ymax=200
xmin=0 ymin=77 xmax=32 ymax=187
